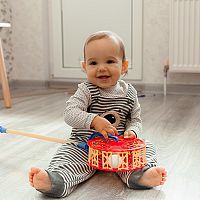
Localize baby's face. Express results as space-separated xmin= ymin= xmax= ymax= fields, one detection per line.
xmin=82 ymin=37 xmax=126 ymax=89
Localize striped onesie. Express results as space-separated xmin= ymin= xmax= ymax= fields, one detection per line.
xmin=43 ymin=80 xmax=157 ymax=198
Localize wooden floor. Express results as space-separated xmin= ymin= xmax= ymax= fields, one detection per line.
xmin=0 ymin=89 xmax=200 ymax=200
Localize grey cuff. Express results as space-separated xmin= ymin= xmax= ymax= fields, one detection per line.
xmin=38 ymin=170 xmax=65 ymax=198
xmin=128 ymin=166 xmax=152 ymax=190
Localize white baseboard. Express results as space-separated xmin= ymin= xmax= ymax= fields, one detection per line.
xmin=11 ymin=80 xmax=49 ymax=89
xmin=1 ymin=80 xmax=200 ymax=96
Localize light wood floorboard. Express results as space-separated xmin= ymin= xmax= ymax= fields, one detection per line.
xmin=0 ymin=90 xmax=200 ymax=200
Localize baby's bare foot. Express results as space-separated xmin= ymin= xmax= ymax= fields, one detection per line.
xmin=138 ymin=166 xmax=167 ymax=187
xmin=29 ymin=167 xmax=52 ymax=192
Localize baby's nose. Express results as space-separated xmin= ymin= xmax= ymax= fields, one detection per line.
xmin=98 ymin=64 xmax=106 ymax=71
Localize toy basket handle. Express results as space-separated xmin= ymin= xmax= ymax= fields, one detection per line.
xmin=89 ymin=132 xmax=119 ymax=142
xmin=78 ymin=132 xmax=119 ymax=153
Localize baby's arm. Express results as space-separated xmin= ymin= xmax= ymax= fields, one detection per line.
xmin=64 ymin=83 xmax=117 ymax=137
xmin=64 ymin=83 xmax=97 ymax=129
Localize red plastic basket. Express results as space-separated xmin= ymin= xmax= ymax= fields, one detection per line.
xmin=88 ymin=135 xmax=146 ymax=172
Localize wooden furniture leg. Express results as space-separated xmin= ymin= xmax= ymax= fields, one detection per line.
xmin=0 ymin=38 xmax=12 ymax=108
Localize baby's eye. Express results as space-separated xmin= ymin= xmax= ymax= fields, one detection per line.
xmin=107 ymin=60 xmax=115 ymax=64
xmin=89 ymin=61 xmax=97 ymax=65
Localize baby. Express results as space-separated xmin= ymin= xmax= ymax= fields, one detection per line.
xmin=29 ymin=31 xmax=167 ymax=198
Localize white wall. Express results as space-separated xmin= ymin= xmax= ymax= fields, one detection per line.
xmin=142 ymin=0 xmax=200 ymax=85
xmin=8 ymin=0 xmax=200 ymax=85
xmin=9 ymin=0 xmax=49 ymax=81
xmin=0 ymin=0 xmax=13 ymax=79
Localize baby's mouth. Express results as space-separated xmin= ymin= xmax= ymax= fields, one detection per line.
xmin=97 ymin=75 xmax=110 ymax=79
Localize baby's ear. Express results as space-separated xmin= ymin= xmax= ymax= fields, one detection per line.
xmin=80 ymin=61 xmax=86 ymax=72
xmin=121 ymin=60 xmax=128 ymax=74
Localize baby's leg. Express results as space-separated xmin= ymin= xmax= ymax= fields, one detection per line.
xmin=117 ymin=141 xmax=167 ymax=189
xmin=29 ymin=167 xmax=64 ymax=197
xmin=29 ymin=144 xmax=96 ymax=198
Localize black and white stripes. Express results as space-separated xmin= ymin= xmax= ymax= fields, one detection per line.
xmin=45 ymin=82 xmax=157 ymax=197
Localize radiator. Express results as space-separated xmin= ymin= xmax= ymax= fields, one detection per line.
xmin=169 ymin=0 xmax=200 ymax=73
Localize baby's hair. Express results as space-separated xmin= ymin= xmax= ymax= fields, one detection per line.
xmin=83 ymin=30 xmax=126 ymax=62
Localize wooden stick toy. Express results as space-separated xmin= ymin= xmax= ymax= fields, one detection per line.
xmin=0 ymin=126 xmax=67 ymax=144
xmin=0 ymin=126 xmax=146 ymax=172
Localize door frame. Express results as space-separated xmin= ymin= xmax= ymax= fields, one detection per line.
xmin=48 ymin=0 xmax=143 ymax=80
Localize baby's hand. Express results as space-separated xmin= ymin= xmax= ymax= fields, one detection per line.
xmin=91 ymin=116 xmax=118 ymax=138
xmin=124 ymin=130 xmax=137 ymax=139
